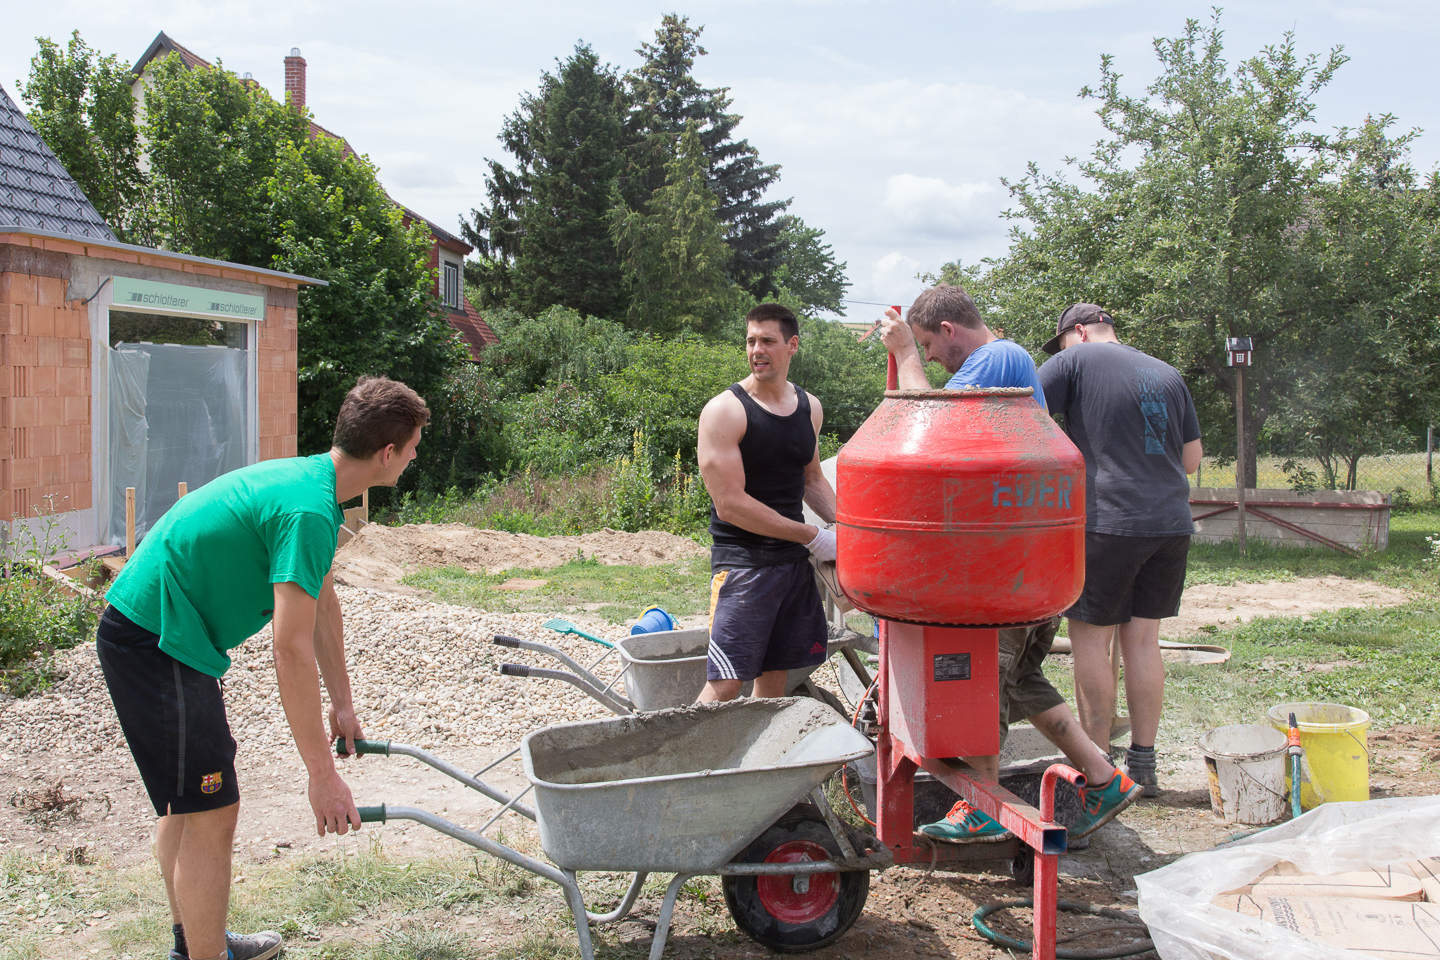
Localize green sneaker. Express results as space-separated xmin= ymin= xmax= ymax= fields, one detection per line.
xmin=916 ymin=800 xmax=1012 ymax=843
xmin=1070 ymin=770 xmax=1143 ymax=841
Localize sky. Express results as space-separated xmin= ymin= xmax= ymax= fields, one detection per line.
xmin=5 ymin=0 xmax=1439 ymax=321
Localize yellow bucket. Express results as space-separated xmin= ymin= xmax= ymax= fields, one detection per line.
xmin=1266 ymin=701 xmax=1370 ymax=809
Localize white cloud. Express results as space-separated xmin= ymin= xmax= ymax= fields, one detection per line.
xmin=882 ymin=175 xmax=998 ymax=238
xmin=869 ymin=252 xmax=927 ymax=303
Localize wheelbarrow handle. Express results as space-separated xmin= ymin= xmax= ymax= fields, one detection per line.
xmin=357 ymin=804 xmax=387 ymax=823
xmin=500 ymin=663 xmax=531 ymax=677
xmin=492 ymin=634 xmax=523 ymax=648
xmin=334 ymin=737 xmax=392 ymax=757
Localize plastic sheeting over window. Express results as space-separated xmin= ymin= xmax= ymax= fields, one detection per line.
xmin=107 ymin=342 xmax=250 ymax=546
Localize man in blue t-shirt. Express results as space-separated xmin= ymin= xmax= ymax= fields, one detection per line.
xmin=877 ymin=285 xmax=1140 ymax=846
xmin=879 ymin=285 xmax=1045 ymax=402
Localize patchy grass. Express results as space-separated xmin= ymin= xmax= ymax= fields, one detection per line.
xmin=1183 ymin=508 xmax=1440 ymax=589
xmin=403 ymin=555 xmax=713 ymax=624
xmin=0 ymin=839 xmax=749 ymax=960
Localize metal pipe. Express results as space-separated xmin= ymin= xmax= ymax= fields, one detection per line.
xmin=384 ymin=742 xmax=538 ymax=821
xmin=499 ymin=664 xmax=633 ymax=716
xmin=717 ymin=853 xmax=890 ymax=876
xmin=649 ymin=873 xmax=696 ymax=960
xmin=493 ymin=634 xmax=622 ymax=696
xmin=918 ymin=756 xmax=1067 ymax=856
xmin=572 ymin=870 xmax=649 ymax=925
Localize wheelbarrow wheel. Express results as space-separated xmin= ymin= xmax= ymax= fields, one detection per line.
xmin=723 ymin=808 xmax=869 ymax=953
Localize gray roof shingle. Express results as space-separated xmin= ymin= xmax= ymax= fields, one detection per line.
xmin=0 ymin=83 xmax=116 ymax=241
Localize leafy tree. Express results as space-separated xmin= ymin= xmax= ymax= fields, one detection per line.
xmin=626 ymin=15 xmax=790 ymax=298
xmin=23 ymin=37 xmax=470 ymax=487
xmin=1264 ymin=117 xmax=1440 ymax=486
xmin=610 ymin=123 xmax=739 ymax=335
xmin=464 ymin=45 xmax=629 ymax=318
xmin=773 ymin=214 xmax=850 ymax=314
xmin=966 ymin=13 xmax=1440 ymax=485
xmin=18 ymin=31 xmax=144 ymax=235
xmin=480 ymin=305 xmax=634 ymax=399
xmin=131 ymin=54 xmax=308 ymax=264
xmin=265 ymin=136 xmax=465 ymax=459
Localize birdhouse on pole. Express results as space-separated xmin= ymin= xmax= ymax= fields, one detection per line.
xmin=1227 ymin=337 xmax=1254 ymax=367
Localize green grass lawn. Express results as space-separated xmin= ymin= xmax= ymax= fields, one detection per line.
xmin=400 ymin=511 xmax=1440 ymax=737
xmin=1044 ymin=508 xmax=1440 ymax=742
xmin=402 ymin=554 xmax=714 ymax=624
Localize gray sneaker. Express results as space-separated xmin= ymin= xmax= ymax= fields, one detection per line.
xmin=1126 ymin=747 xmax=1159 ymax=798
xmin=170 ymin=930 xmax=283 ymax=960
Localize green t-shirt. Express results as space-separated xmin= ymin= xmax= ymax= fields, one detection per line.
xmin=107 ymin=453 xmax=346 ymax=678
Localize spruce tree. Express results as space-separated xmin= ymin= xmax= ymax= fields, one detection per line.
xmin=627 ymin=15 xmax=790 ymax=300
xmin=610 ymin=123 xmax=737 ymax=336
xmin=464 ymin=45 xmax=629 ymax=318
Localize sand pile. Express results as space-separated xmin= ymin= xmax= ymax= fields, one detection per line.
xmin=332 ymin=522 xmax=706 ymax=588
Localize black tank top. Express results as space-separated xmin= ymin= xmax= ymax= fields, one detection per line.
xmin=709 ymin=382 xmax=815 ymax=569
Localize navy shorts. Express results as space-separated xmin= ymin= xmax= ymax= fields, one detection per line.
xmin=1065 ymin=532 xmax=1191 ymax=626
xmin=96 ymin=605 xmax=240 ymax=816
xmin=707 ymin=560 xmax=828 ymax=682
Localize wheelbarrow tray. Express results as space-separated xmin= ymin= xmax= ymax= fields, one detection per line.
xmin=617 ymin=628 xmax=847 ymax=712
xmin=522 ymin=697 xmax=873 ymax=873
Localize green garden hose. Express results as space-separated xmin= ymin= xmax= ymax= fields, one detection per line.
xmin=972 ymin=899 xmax=1154 ymax=959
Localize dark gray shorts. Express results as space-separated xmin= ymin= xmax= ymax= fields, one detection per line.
xmin=707 ymin=560 xmax=828 ymax=682
xmin=1066 ymin=532 xmax=1191 ymax=626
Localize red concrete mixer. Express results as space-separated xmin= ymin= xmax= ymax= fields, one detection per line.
xmin=835 ymin=352 xmax=1087 ymax=960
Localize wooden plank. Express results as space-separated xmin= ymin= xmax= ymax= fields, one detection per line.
xmin=125 ymin=486 xmax=135 ymax=556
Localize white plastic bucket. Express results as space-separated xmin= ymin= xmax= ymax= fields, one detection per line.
xmin=1199 ymin=724 xmax=1289 ymax=825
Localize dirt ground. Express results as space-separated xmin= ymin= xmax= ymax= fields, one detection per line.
xmin=1161 ymin=575 xmax=1411 ymax=638
xmin=331 ymin=523 xmax=707 ymax=590
xmin=8 ymin=725 xmax=1440 ymax=959
xmin=0 ymin=535 xmax=1425 ymax=958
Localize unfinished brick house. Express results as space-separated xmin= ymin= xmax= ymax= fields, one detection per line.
xmin=131 ymin=32 xmax=498 ymax=361
xmin=0 ymin=82 xmax=322 ymax=552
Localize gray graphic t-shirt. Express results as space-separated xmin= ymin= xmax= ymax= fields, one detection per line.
xmin=1038 ymin=342 xmax=1201 ymax=536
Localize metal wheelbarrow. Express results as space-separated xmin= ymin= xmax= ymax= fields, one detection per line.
xmin=345 ymin=696 xmax=888 ymax=959
xmin=493 ymin=626 xmax=855 ymax=715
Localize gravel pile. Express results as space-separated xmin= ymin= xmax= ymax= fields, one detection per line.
xmin=0 ymin=586 xmax=630 ymax=761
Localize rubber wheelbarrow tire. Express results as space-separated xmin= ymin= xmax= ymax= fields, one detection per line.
xmin=723 ymin=807 xmax=870 ymax=953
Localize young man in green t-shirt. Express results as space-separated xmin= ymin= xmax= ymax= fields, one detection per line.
xmin=98 ymin=376 xmax=429 ymax=960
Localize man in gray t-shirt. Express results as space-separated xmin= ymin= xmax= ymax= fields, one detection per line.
xmin=1037 ymin=304 xmax=1203 ymax=797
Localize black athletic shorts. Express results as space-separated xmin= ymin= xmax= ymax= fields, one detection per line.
xmin=707 ymin=560 xmax=828 ymax=682
xmin=96 ymin=605 xmax=239 ymax=816
xmin=1064 ymin=532 xmax=1191 ymax=626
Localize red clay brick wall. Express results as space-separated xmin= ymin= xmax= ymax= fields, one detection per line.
xmin=0 ymin=233 xmax=304 ymax=533
xmin=258 ymin=294 xmax=298 ymax=460
xmin=0 ymin=268 xmax=91 ymax=521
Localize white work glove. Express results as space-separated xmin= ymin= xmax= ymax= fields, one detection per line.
xmin=805 ymin=526 xmax=837 ymax=563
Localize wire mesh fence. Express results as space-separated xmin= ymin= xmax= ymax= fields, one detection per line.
xmin=1192 ymin=449 xmax=1438 ymax=504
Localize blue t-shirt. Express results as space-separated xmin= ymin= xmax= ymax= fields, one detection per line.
xmin=945 ymin=338 xmax=1046 ymax=409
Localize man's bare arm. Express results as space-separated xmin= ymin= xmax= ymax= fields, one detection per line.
xmin=311 ymin=574 xmax=363 ymax=756
xmin=698 ymin=392 xmax=819 ymax=543
xmin=802 ymin=391 xmax=836 ymax=524
xmin=1182 ymin=438 xmax=1203 ymax=475
xmin=879 ymin=310 xmax=931 ymax=390
xmin=273 ymin=580 xmax=360 ymax=836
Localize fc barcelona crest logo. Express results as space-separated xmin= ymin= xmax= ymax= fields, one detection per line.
xmin=200 ymin=772 xmax=223 ymax=794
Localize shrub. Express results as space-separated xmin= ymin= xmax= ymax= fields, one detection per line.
xmin=0 ymin=498 xmax=105 ymax=694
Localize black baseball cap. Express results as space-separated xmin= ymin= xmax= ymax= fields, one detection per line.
xmin=1042 ymin=303 xmax=1114 ymax=355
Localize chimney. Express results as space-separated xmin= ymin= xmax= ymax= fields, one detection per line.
xmin=284 ymin=47 xmax=306 ymax=113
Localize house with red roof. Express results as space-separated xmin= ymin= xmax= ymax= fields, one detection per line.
xmin=130 ymin=32 xmax=497 ymax=361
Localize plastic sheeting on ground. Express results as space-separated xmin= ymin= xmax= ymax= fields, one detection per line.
xmin=1137 ymin=796 xmax=1440 ymax=959
xmin=107 ymin=342 xmax=248 ymax=546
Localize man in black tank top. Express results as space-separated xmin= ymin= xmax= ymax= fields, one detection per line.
xmin=695 ymin=303 xmax=836 ymax=702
